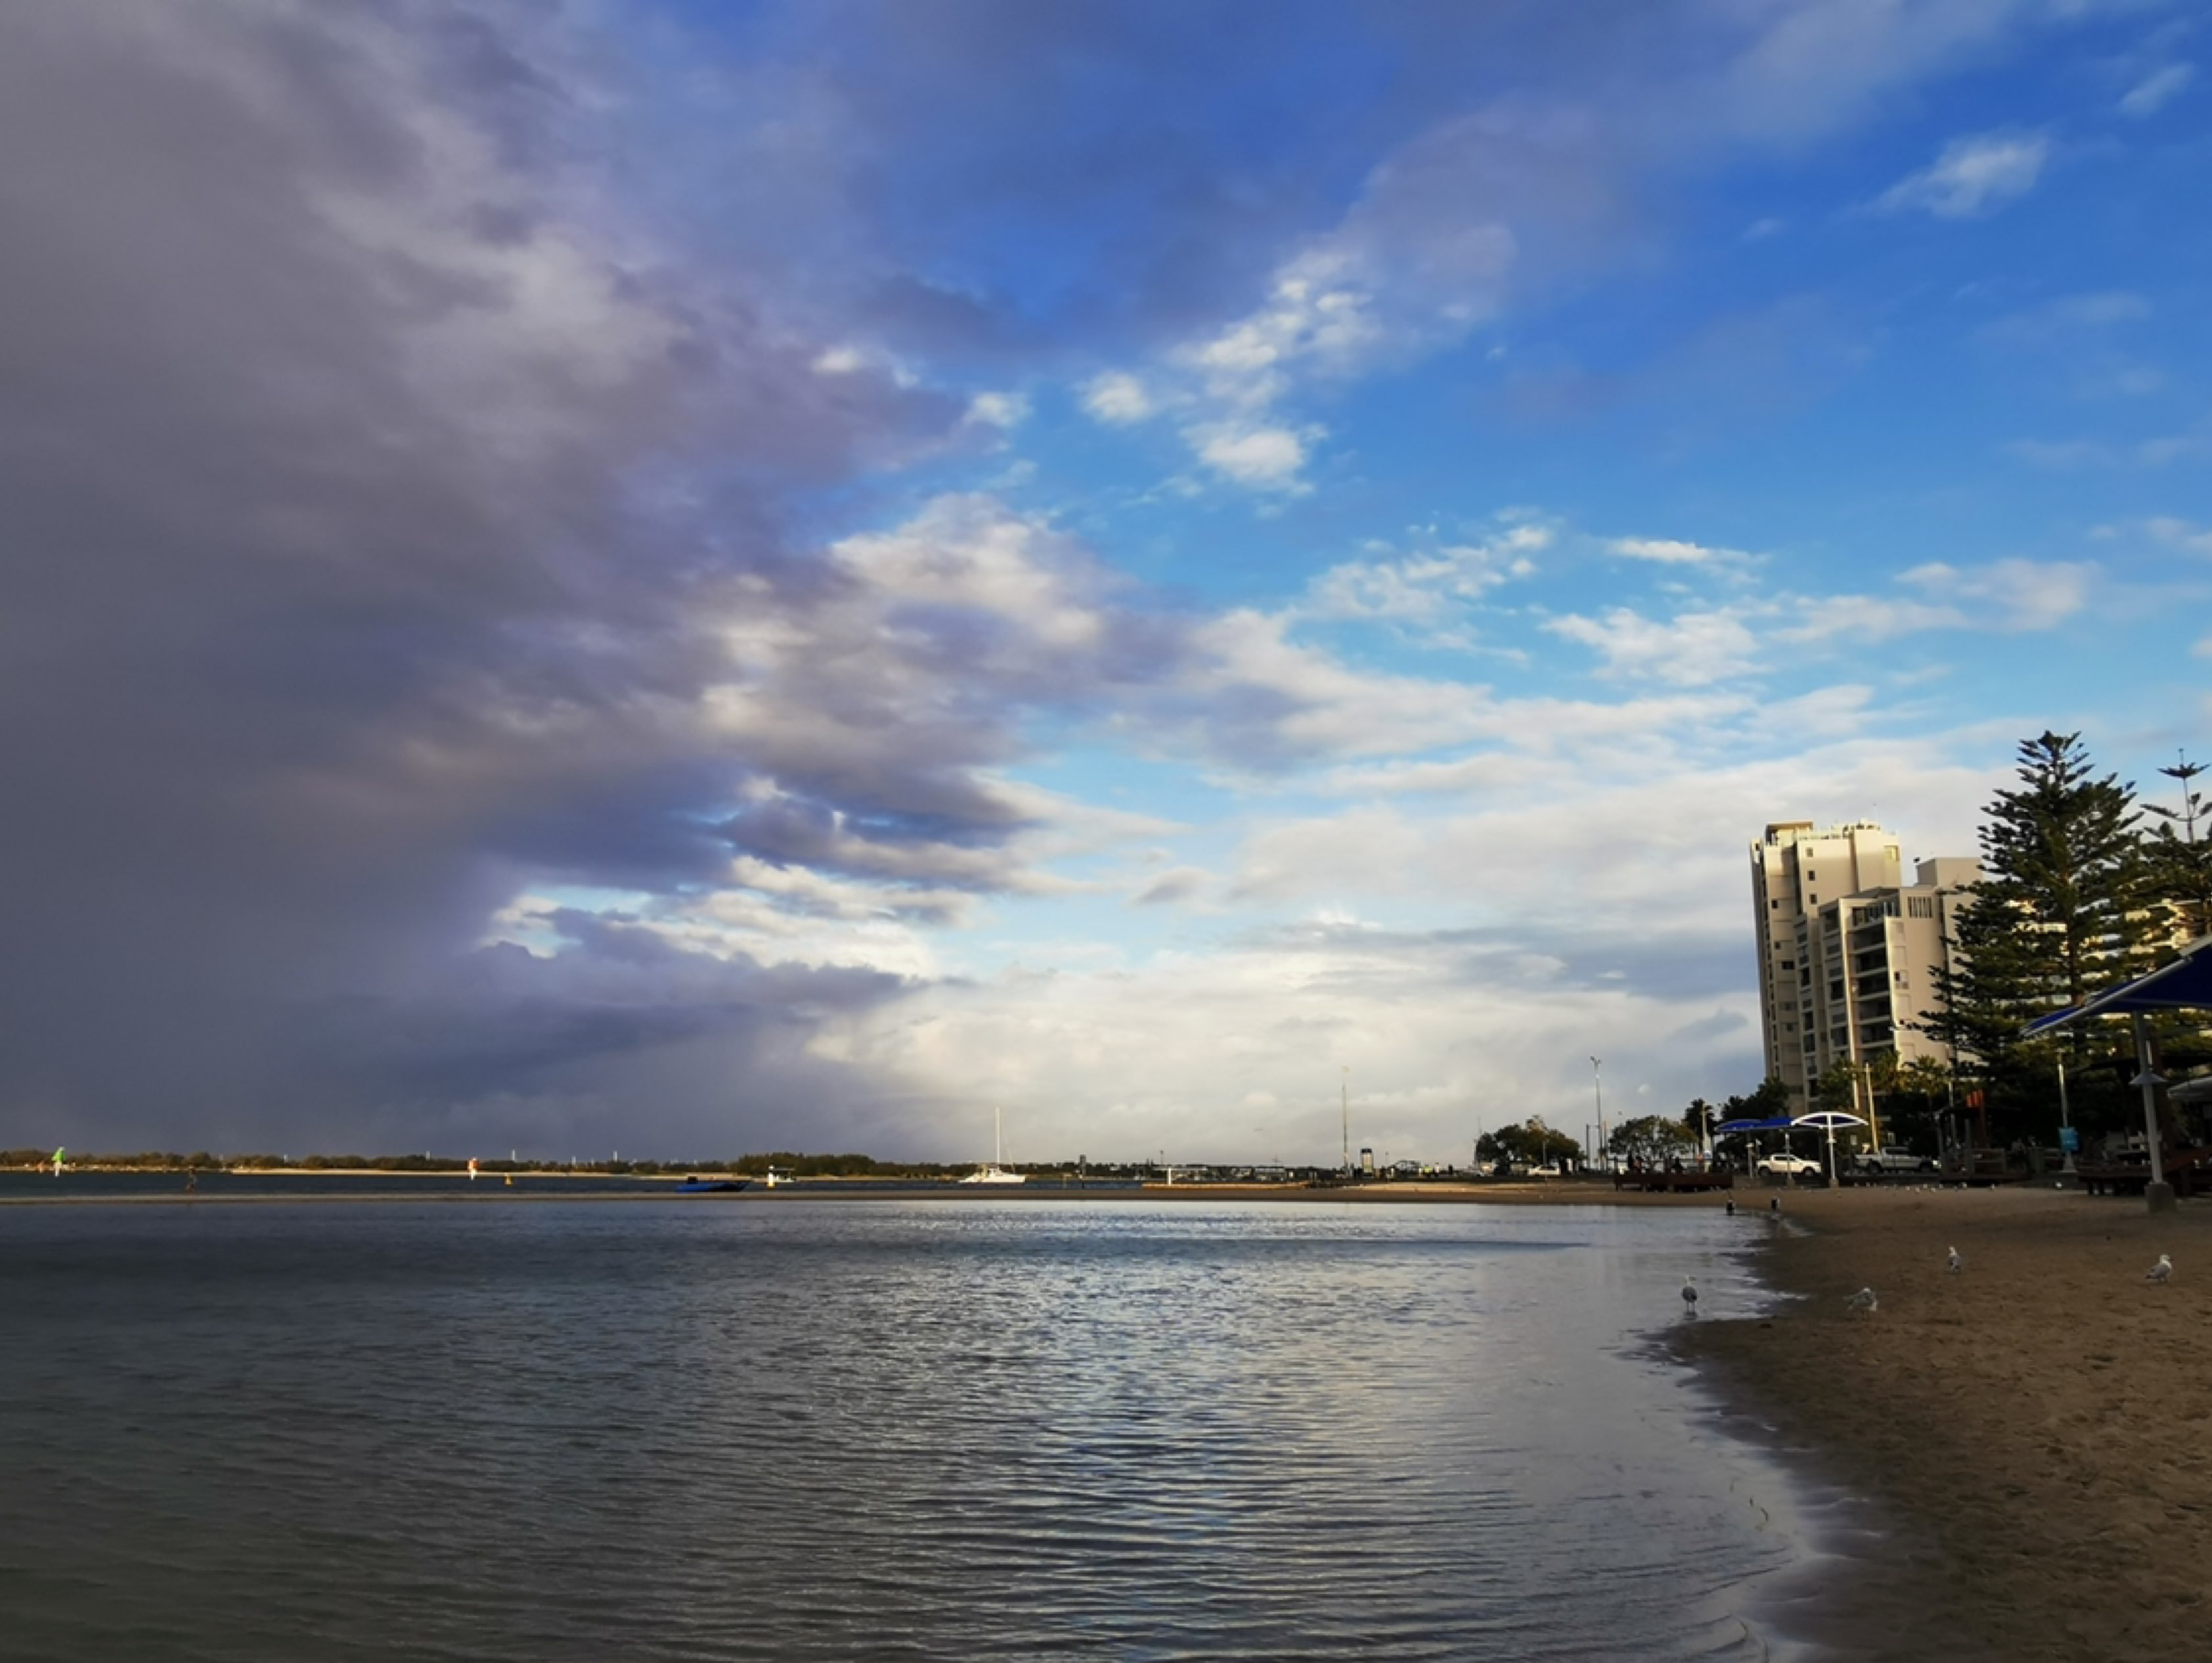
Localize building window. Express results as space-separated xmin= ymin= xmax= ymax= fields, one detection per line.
xmin=1780 ymin=959 xmax=1794 ymax=969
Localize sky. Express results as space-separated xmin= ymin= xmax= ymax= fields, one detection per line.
xmin=3 ymin=0 xmax=2208 ymax=1166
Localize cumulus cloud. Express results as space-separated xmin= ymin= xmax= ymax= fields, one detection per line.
xmin=1875 ymin=130 xmax=2050 ymax=219
xmin=964 ymin=390 xmax=1030 ymax=429
xmin=1082 ymin=372 xmax=1157 ymax=424
xmin=1301 ymin=521 xmax=1549 ymax=628
xmin=1545 ymin=607 xmax=1762 ymax=686
xmin=1897 ymin=558 xmax=2094 ymax=630
xmin=1188 ymin=424 xmax=1312 ymax=489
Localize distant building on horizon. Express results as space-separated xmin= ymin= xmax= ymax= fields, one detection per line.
xmin=1750 ymin=820 xmax=1978 ymax=1113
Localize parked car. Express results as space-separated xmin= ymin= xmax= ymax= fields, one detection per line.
xmin=1754 ymin=1153 xmax=1821 ymax=1178
xmin=1855 ymin=1146 xmax=1938 ymax=1174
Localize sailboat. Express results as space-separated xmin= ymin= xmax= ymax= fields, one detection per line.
xmin=959 ymin=1105 xmax=1027 ymax=1185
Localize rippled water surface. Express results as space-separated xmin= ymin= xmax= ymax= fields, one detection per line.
xmin=0 ymin=1200 xmax=1810 ymax=1660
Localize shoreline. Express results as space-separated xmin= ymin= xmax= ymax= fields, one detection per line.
xmin=1675 ymin=1187 xmax=2212 ymax=1662
xmin=0 ymin=1176 xmax=1739 ymax=1207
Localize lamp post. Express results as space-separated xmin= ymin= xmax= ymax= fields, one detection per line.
xmin=1590 ymin=1056 xmax=1607 ymax=1174
xmin=1340 ymin=1066 xmax=1350 ymax=1176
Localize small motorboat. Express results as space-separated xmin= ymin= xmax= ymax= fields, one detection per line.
xmin=674 ymin=1176 xmax=751 ymax=1193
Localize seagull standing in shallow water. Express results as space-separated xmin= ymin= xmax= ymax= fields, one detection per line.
xmin=1681 ymin=1278 xmax=1699 ymax=1317
xmin=1846 ymin=1286 xmax=1878 ymax=1314
xmin=2146 ymin=1253 xmax=2173 ymax=1283
xmin=1947 ymin=1246 xmax=1962 ymax=1274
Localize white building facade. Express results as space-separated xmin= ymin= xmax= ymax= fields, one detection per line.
xmin=1751 ymin=822 xmax=1978 ymax=1111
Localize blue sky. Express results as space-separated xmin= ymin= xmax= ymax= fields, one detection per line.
xmin=2 ymin=1 xmax=2207 ymax=1163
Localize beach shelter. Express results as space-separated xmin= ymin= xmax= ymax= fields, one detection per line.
xmin=1792 ymin=1111 xmax=1866 ymax=1188
xmin=2024 ymin=934 xmax=2212 ymax=1206
xmin=2023 ymin=934 xmax=2212 ymax=1034
xmin=1712 ymin=1114 xmax=1796 ymax=1170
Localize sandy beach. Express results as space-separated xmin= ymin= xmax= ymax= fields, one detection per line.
xmin=1679 ymin=1186 xmax=2212 ymax=1663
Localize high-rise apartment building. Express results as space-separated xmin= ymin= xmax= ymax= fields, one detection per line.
xmin=1750 ymin=822 xmax=1977 ymax=1110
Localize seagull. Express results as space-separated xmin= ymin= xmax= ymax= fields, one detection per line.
xmin=1947 ymin=1246 xmax=1962 ymax=1274
xmin=2146 ymin=1254 xmax=2173 ymax=1284
xmin=1846 ymin=1286 xmax=1878 ymax=1314
xmin=1681 ymin=1277 xmax=1700 ymax=1316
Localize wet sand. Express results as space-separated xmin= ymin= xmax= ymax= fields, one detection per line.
xmin=1678 ymin=1186 xmax=2212 ymax=1663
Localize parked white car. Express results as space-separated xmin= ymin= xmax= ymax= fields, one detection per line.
xmin=1754 ymin=1153 xmax=1821 ymax=1178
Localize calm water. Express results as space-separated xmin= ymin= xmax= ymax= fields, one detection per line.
xmin=0 ymin=1199 xmax=1822 ymax=1660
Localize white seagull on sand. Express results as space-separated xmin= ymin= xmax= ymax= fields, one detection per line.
xmin=1846 ymin=1286 xmax=1879 ymax=1314
xmin=2146 ymin=1254 xmax=2173 ymax=1283
xmin=1947 ymin=1246 xmax=1962 ymax=1274
xmin=1681 ymin=1277 xmax=1699 ymax=1316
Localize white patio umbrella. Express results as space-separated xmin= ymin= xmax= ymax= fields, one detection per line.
xmin=1792 ymin=1111 xmax=1868 ymax=1189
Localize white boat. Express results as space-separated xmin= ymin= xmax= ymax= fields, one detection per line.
xmin=959 ymin=1106 xmax=1027 ymax=1185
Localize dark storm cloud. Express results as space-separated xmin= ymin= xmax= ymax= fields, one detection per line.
xmin=0 ymin=4 xmax=970 ymax=1151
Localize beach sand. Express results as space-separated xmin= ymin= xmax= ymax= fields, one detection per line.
xmin=1679 ymin=1186 xmax=2212 ymax=1663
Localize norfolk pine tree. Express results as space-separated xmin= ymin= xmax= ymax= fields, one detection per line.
xmin=1918 ymin=732 xmax=2152 ymax=1139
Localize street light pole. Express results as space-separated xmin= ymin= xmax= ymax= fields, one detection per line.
xmin=1591 ymin=1056 xmax=1607 ymax=1173
xmin=1340 ymin=1066 xmax=1350 ymax=1175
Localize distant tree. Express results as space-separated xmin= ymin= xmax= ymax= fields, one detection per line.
xmin=1681 ymin=1098 xmax=1717 ymax=1151
xmin=2143 ymin=751 xmax=2212 ymax=942
xmin=1476 ymin=1119 xmax=1583 ymax=1170
xmin=1611 ymin=1114 xmax=1696 ymax=1167
xmin=1919 ymin=732 xmax=2150 ymax=1138
xmin=1880 ymin=1055 xmax=1954 ymax=1154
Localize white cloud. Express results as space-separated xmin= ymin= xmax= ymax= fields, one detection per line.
xmin=1606 ymin=536 xmax=1746 ymax=565
xmin=2120 ymin=62 xmax=2194 ymax=118
xmin=1189 ymin=424 xmax=1312 ymax=489
xmin=2148 ymin=518 xmax=2212 ymax=556
xmin=1082 ymin=372 xmax=1157 ymax=424
xmin=1897 ymin=558 xmax=2094 ymax=630
xmin=1302 ymin=522 xmax=1549 ymax=627
xmin=1782 ymin=592 xmax=1966 ymax=643
xmin=1545 ymin=606 xmax=1761 ymax=686
xmin=963 ymin=390 xmax=1030 ymax=430
xmin=1875 ymin=130 xmax=2049 ymax=219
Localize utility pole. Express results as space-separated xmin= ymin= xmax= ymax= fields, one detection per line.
xmin=1341 ymin=1066 xmax=1350 ymax=1174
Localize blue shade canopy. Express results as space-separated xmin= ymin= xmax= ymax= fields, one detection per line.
xmin=2024 ymin=935 xmax=2212 ymax=1034
xmin=1714 ymin=1117 xmax=1796 ymax=1133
